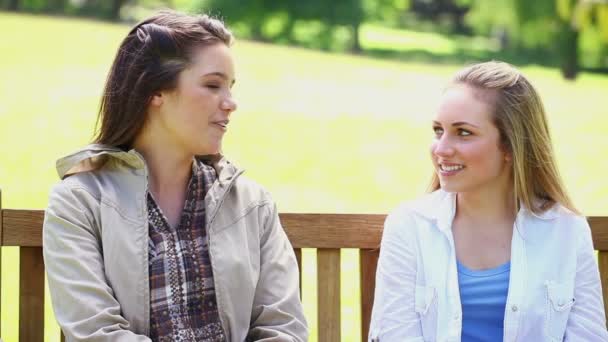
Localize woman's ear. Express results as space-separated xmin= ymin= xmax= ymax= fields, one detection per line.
xmin=505 ymin=152 xmax=512 ymax=163
xmin=150 ymin=92 xmax=163 ymax=107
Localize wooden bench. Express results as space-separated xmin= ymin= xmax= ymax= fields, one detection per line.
xmin=1 ymin=189 xmax=608 ymax=341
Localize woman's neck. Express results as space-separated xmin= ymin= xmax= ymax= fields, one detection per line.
xmin=456 ymin=184 xmax=516 ymax=226
xmin=132 ymin=136 xmax=193 ymax=197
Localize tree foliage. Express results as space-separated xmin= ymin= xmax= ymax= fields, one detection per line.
xmin=198 ymin=0 xmax=409 ymax=52
xmin=462 ymin=0 xmax=608 ymax=79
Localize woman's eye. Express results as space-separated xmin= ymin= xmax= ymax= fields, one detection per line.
xmin=458 ymin=129 xmax=472 ymax=136
xmin=433 ymin=127 xmax=443 ymax=136
xmin=206 ymin=83 xmax=221 ymax=89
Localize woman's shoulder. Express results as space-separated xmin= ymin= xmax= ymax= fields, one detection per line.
xmin=52 ymin=144 xmax=142 ymax=195
xmin=520 ymin=202 xmax=591 ymax=249
xmin=225 ymin=174 xmax=277 ymax=210
xmin=49 ymin=157 xmax=144 ymax=220
xmin=551 ymin=204 xmax=591 ymax=240
xmin=203 ymin=156 xmax=272 ymax=203
xmin=525 ymin=202 xmax=589 ymax=229
xmin=388 ymin=190 xmax=452 ymax=223
xmin=50 ymin=169 xmax=104 ymax=203
xmin=384 ymin=190 xmax=452 ymax=238
xmin=53 ymin=161 xmax=137 ymax=202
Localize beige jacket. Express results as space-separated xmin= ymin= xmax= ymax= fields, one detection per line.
xmin=43 ymin=145 xmax=308 ymax=341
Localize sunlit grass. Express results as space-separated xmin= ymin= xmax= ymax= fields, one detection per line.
xmin=1 ymin=11 xmax=607 ymax=342
xmin=359 ymin=23 xmax=500 ymax=54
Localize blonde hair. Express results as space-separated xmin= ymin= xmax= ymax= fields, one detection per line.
xmin=429 ymin=61 xmax=578 ymax=215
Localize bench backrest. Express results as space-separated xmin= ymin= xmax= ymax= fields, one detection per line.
xmin=2 ymin=197 xmax=608 ymax=341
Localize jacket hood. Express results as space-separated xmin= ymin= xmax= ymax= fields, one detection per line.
xmin=56 ymin=144 xmax=236 ymax=182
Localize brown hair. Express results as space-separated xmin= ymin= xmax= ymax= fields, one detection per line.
xmin=429 ymin=61 xmax=578 ymax=214
xmin=93 ymin=10 xmax=233 ymax=150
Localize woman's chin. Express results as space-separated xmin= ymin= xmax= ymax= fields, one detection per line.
xmin=193 ymin=142 xmax=221 ymax=156
xmin=439 ymin=181 xmax=461 ymax=193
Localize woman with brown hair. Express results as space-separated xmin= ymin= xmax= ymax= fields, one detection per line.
xmin=369 ymin=61 xmax=608 ymax=341
xmin=43 ymin=10 xmax=307 ymax=341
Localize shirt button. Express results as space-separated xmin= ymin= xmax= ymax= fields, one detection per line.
xmin=511 ymin=305 xmax=518 ymax=312
xmin=453 ymin=313 xmax=460 ymax=320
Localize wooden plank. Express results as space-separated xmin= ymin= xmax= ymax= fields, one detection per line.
xmin=590 ymin=217 xmax=608 ymax=251
xmin=0 ymin=189 xmax=3 ymax=338
xmin=317 ymin=248 xmax=340 ymax=342
xmin=294 ymin=248 xmax=302 ymax=298
xmin=2 ymin=209 xmax=44 ymax=247
xmin=20 ymin=246 xmax=45 ymax=342
xmin=360 ymin=249 xmax=379 ymax=341
xmin=4 ymin=211 xmax=608 ymax=250
xmin=599 ymin=251 xmax=608 ymax=325
xmin=281 ymin=213 xmax=384 ymax=248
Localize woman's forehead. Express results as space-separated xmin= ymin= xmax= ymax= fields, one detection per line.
xmin=435 ymin=85 xmax=495 ymax=126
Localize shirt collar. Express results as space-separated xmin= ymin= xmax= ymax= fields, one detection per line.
xmin=407 ymin=189 xmax=562 ymax=238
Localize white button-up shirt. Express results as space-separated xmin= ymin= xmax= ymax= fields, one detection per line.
xmin=369 ymin=190 xmax=608 ymax=341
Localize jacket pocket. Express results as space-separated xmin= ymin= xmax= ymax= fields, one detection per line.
xmin=545 ymin=281 xmax=575 ymax=341
xmin=415 ymin=285 xmax=438 ymax=342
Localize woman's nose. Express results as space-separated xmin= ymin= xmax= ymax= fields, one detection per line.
xmin=433 ymin=135 xmax=455 ymax=157
xmin=221 ymin=97 xmax=237 ymax=113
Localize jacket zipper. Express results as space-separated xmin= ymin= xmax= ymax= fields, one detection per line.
xmin=206 ymin=168 xmax=244 ymax=341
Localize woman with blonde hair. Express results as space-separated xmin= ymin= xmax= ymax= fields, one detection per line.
xmin=369 ymin=61 xmax=608 ymax=341
xmin=43 ymin=10 xmax=307 ymax=341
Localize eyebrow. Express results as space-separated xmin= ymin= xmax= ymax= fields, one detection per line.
xmin=432 ymin=120 xmax=480 ymax=128
xmin=203 ymin=72 xmax=236 ymax=86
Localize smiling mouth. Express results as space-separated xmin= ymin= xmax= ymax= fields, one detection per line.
xmin=438 ymin=163 xmax=465 ymax=174
xmin=212 ymin=120 xmax=229 ymax=130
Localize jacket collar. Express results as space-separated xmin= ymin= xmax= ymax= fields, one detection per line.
xmin=407 ymin=190 xmax=456 ymax=234
xmin=407 ymin=189 xmax=562 ymax=238
xmin=56 ymin=144 xmax=240 ymax=184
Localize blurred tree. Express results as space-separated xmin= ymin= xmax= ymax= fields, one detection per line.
xmin=286 ymin=0 xmax=365 ymax=51
xmin=202 ymin=0 xmax=284 ymax=40
xmin=363 ymin=0 xmax=411 ymax=26
xmin=410 ymin=0 xmax=470 ymax=33
xmin=45 ymin=0 xmax=67 ymax=13
xmin=8 ymin=0 xmax=19 ymax=10
xmin=1 ymin=0 xmax=174 ymax=20
xmin=462 ymin=0 xmax=608 ymax=79
xmin=111 ymin=0 xmax=127 ymax=20
xmin=200 ymin=0 xmax=408 ymax=53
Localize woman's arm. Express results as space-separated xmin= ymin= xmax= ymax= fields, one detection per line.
xmin=43 ymin=182 xmax=151 ymax=341
xmin=246 ymin=196 xmax=308 ymax=342
xmin=369 ymin=209 xmax=424 ymax=341
xmin=564 ymin=218 xmax=608 ymax=341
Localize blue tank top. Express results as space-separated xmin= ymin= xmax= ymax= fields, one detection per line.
xmin=457 ymin=260 xmax=511 ymax=342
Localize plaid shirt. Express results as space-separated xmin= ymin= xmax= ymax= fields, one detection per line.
xmin=147 ymin=160 xmax=226 ymax=342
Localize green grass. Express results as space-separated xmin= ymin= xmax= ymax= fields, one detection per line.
xmin=1 ymin=11 xmax=608 ymax=342
xmin=360 ymin=23 xmax=500 ymax=55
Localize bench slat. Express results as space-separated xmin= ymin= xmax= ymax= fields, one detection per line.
xmin=360 ymin=249 xmax=379 ymax=341
xmin=281 ymin=213 xmax=384 ymax=248
xmin=7 ymin=210 xmax=608 ymax=251
xmin=4 ymin=210 xmax=608 ymax=250
xmin=2 ymin=209 xmax=44 ymax=246
xmin=599 ymin=251 xmax=608 ymax=322
xmin=19 ymin=246 xmax=45 ymax=342
xmin=317 ymin=248 xmax=341 ymax=342
xmin=590 ymin=217 xmax=608 ymax=250
xmin=0 ymin=189 xmax=3 ymax=337
xmin=294 ymin=248 xmax=302 ymax=297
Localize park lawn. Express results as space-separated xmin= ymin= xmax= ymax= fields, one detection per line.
xmin=1 ymin=11 xmax=607 ymax=342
